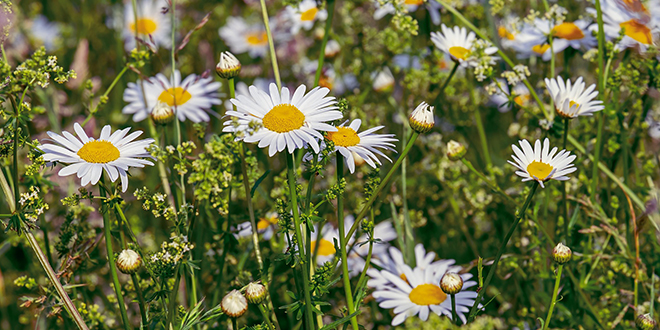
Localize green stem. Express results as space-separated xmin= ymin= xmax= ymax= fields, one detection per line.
xmin=336 ymin=155 xmax=359 ymax=330
xmin=450 ymin=294 xmax=458 ymax=324
xmin=543 ymin=264 xmax=564 ymax=330
xmin=98 ymin=179 xmax=131 ymax=330
xmin=147 ymin=121 xmax=176 ymax=208
xmin=314 ymin=0 xmax=336 ymax=87
xmin=81 ymin=66 xmax=129 ymax=127
xmin=435 ymin=0 xmax=548 ymax=119
xmin=231 ymin=317 xmax=238 ymax=330
xmin=131 ymin=274 xmax=148 ymax=329
xmin=590 ymin=0 xmax=607 ymax=203
xmin=167 ymin=264 xmax=183 ymax=328
xmin=467 ymin=182 xmax=539 ymax=321
xmin=344 ymin=132 xmax=420 ymax=244
xmin=258 ymin=304 xmax=276 ymax=330
xmin=562 ymin=118 xmax=569 ymax=237
xmin=439 ymin=62 xmax=459 ymax=96
xmin=258 ymin=0 xmax=282 ymax=89
xmin=353 ymin=209 xmax=375 ymax=305
xmin=286 ymin=153 xmax=315 ymax=330
xmin=472 ymin=92 xmax=491 ymax=168
xmin=460 ymin=159 xmax=516 ymax=204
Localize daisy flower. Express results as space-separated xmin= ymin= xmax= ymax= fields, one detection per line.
xmin=310 ymin=222 xmax=340 ymax=265
xmin=431 ymin=24 xmax=497 ymax=68
xmin=236 ymin=212 xmax=279 ymax=240
xmin=488 ymin=79 xmax=531 ymax=112
xmin=122 ymin=70 xmax=222 ymax=123
xmin=343 ymin=216 xmax=398 ymax=277
xmin=368 ymin=244 xmax=449 ymax=289
xmin=550 ymin=20 xmax=597 ymax=51
xmin=123 ymin=0 xmax=171 ymax=51
xmin=544 ymin=76 xmax=604 ymax=119
xmin=508 ymin=138 xmax=576 ymax=188
xmin=223 ymin=83 xmax=342 ymax=157
xmin=588 ymin=0 xmax=658 ymax=52
xmin=372 ymin=263 xmax=477 ymax=325
xmin=326 ymin=119 xmax=397 ymax=174
xmin=219 ymin=17 xmax=269 ymax=58
xmin=39 ymin=123 xmax=155 ymax=192
xmin=285 ymin=0 xmax=327 ymax=34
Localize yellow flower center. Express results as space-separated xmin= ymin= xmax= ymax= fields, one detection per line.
xmin=312 ymin=239 xmax=336 ymax=256
xmin=405 ymin=0 xmax=424 ymax=4
xmin=569 ymin=100 xmax=580 ymax=109
xmin=257 ymin=215 xmax=278 ymax=230
xmin=129 ymin=18 xmax=158 ymax=35
xmin=326 ymin=127 xmax=360 ymax=147
xmin=619 ymin=19 xmax=652 ymax=45
xmin=300 ymin=7 xmax=319 ymax=21
xmin=514 ymin=94 xmax=530 ymax=106
xmin=408 ymin=284 xmax=447 ymax=306
xmin=526 ymin=161 xmax=554 ymax=179
xmin=552 ymin=22 xmax=584 ymax=40
xmin=246 ymin=32 xmax=268 ymax=46
xmin=532 ymin=44 xmax=550 ymax=54
xmin=262 ymin=104 xmax=306 ymax=133
xmin=498 ymin=26 xmax=515 ymax=40
xmin=77 ymin=141 xmax=120 ymax=164
xmin=158 ymin=87 xmax=192 ymax=107
xmin=449 ymin=46 xmax=470 ymax=60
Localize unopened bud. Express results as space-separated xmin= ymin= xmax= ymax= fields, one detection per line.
xmin=372 ymin=67 xmax=394 ymax=92
xmin=116 ymin=249 xmax=141 ymax=274
xmin=409 ymin=101 xmax=435 ymax=134
xmin=637 ymin=314 xmax=657 ymax=330
xmin=325 ymin=40 xmax=341 ymax=58
xmin=216 ymin=51 xmax=241 ymax=79
xmin=221 ymin=290 xmax=248 ymax=318
xmin=552 ymin=243 xmax=572 ymax=264
xmin=447 ymin=140 xmax=466 ymax=161
xmin=151 ymin=101 xmax=175 ymax=125
xmin=244 ymin=282 xmax=267 ymax=304
xmin=440 ymin=272 xmax=463 ymax=295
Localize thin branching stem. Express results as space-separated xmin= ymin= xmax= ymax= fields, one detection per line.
xmin=543 ymin=264 xmax=564 ymax=330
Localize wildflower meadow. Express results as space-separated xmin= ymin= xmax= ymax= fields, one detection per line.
xmin=1 ymin=0 xmax=660 ymax=329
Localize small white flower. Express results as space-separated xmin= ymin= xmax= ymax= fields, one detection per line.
xmin=219 ymin=17 xmax=270 ymax=58
xmin=431 ymin=25 xmax=497 ymax=68
xmin=122 ymin=0 xmax=171 ymax=51
xmin=544 ymin=76 xmax=604 ymax=118
xmin=285 ymin=0 xmax=327 ymax=34
xmin=587 ymin=0 xmax=658 ymax=52
xmin=39 ymin=123 xmax=155 ymax=192
xmin=508 ymin=138 xmax=577 ymax=188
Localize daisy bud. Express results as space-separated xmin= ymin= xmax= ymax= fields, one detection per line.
xmin=447 ymin=140 xmax=466 ymax=161
xmin=552 ymin=243 xmax=572 ymax=264
xmin=221 ymin=290 xmax=248 ymax=318
xmin=440 ymin=272 xmax=463 ymax=295
xmin=324 ymin=40 xmax=341 ymax=58
xmin=244 ymin=282 xmax=267 ymax=304
xmin=372 ymin=67 xmax=394 ymax=92
xmin=636 ymin=313 xmax=657 ymax=330
xmin=151 ymin=101 xmax=175 ymax=125
xmin=116 ymin=249 xmax=141 ymax=274
xmin=409 ymin=102 xmax=435 ymax=134
xmin=216 ymin=51 xmax=241 ymax=80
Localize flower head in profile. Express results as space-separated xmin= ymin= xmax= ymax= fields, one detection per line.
xmin=39 ymin=123 xmax=155 ymax=192
xmin=508 ymin=138 xmax=576 ymax=188
xmin=372 ymin=67 xmax=395 ymax=92
xmin=544 ymin=76 xmax=604 ymax=119
xmin=285 ymin=0 xmax=327 ymax=34
xmin=122 ymin=0 xmax=171 ymax=51
xmin=431 ymin=25 xmax=497 ymax=68
xmin=409 ymin=102 xmax=435 ymax=134
xmin=588 ymin=0 xmax=658 ymax=52
xmin=123 ymin=70 xmax=222 ymax=123
xmin=371 ymin=262 xmax=477 ymax=325
xmin=326 ymin=119 xmax=397 ymax=173
xmin=223 ymin=83 xmax=342 ymax=157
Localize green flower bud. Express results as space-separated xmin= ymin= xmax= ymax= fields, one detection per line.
xmin=244 ymin=282 xmax=266 ymax=304
xmin=552 ymin=243 xmax=572 ymax=264
xmin=409 ymin=102 xmax=435 ymax=134
xmin=447 ymin=140 xmax=466 ymax=161
xmin=116 ymin=249 xmax=141 ymax=274
xmin=440 ymin=272 xmax=463 ymax=295
xmin=216 ymin=51 xmax=241 ymax=80
xmin=636 ymin=313 xmax=657 ymax=330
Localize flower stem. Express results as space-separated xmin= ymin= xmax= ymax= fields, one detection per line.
xmin=562 ymin=118 xmax=569 ymax=237
xmin=81 ymin=66 xmax=129 ymax=127
xmin=336 ymin=154 xmax=359 ymax=330
xmin=231 ymin=317 xmax=238 ymax=330
xmin=258 ymin=304 xmax=276 ymax=330
xmin=286 ymin=153 xmax=316 ymax=330
xmin=98 ymin=179 xmax=131 ymax=330
xmin=314 ymin=0 xmax=335 ymax=87
xmin=467 ymin=182 xmax=539 ymax=322
xmin=439 ymin=62 xmax=459 ymax=97
xmin=460 ymin=159 xmax=516 ymax=204
xmin=590 ymin=0 xmax=607 ymax=203
xmin=470 ymin=85 xmax=491 ymax=168
xmin=258 ymin=0 xmax=281 ymax=90
xmin=344 ymin=132 xmax=420 ymax=243
xmin=542 ymin=264 xmax=564 ymax=330
xmin=450 ymin=293 xmax=458 ymax=325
